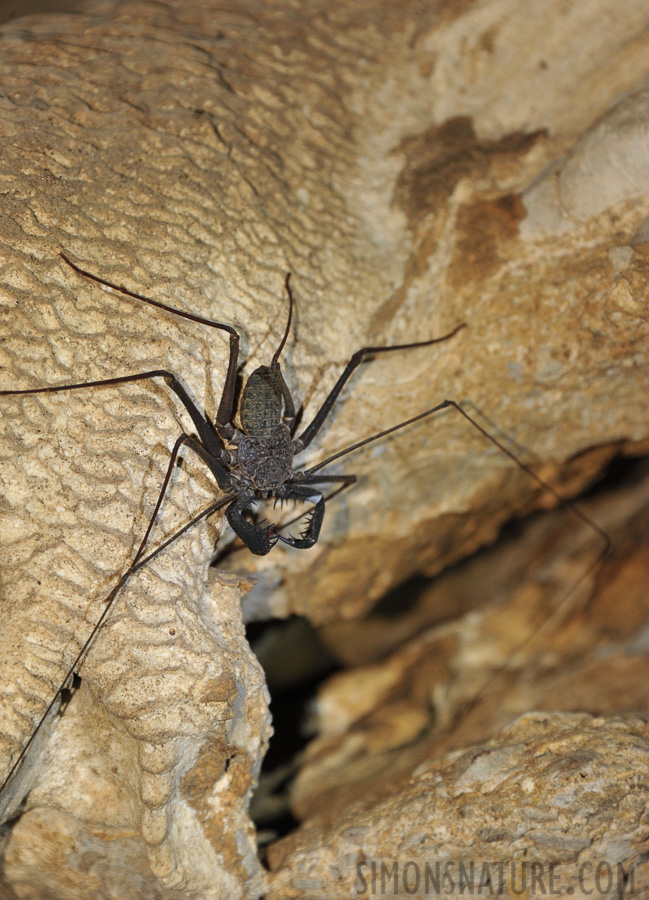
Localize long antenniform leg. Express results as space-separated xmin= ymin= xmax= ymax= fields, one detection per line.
xmin=0 ymin=369 xmax=236 ymax=478
xmin=58 ymin=253 xmax=242 ymax=439
xmin=294 ymin=401 xmax=612 ymax=740
xmin=0 ymin=426 xmax=237 ymax=812
xmin=302 ymin=398 xmax=610 ymax=595
xmin=306 ymin=398 xmax=609 ymax=551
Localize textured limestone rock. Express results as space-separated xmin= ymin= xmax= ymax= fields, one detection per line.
xmin=280 ymin=461 xmax=649 ymax=822
xmin=0 ymin=565 xmax=271 ymax=899
xmin=267 ymin=713 xmax=649 ymax=900
xmin=230 ymin=1 xmax=649 ymax=625
xmin=259 ymin=461 xmax=649 ymax=896
xmin=0 ymin=0 xmax=649 ymax=897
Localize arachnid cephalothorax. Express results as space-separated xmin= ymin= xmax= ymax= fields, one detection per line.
xmin=0 ymin=255 xmax=476 ymax=804
xmin=14 ymin=255 xmax=468 ymax=557
xmin=0 ymin=255 xmax=610 ymax=814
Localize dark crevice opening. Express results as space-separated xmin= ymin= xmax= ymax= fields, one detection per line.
xmin=246 ymin=617 xmax=341 ymax=857
xmin=246 ymin=449 xmax=649 ymax=860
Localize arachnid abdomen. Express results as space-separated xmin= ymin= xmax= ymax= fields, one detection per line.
xmin=238 ymin=365 xmax=294 ymax=489
xmin=240 ymin=366 xmax=284 ymax=434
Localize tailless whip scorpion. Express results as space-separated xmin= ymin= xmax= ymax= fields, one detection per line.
xmin=0 ymin=254 xmax=610 ymax=810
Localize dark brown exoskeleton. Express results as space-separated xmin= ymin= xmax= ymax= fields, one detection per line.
xmin=33 ymin=257 xmax=467 ymax=558
xmin=0 ymin=254 xmax=611 ymax=807
xmin=0 ymin=256 xmax=470 ymax=803
xmin=226 ymin=358 xmax=323 ymax=555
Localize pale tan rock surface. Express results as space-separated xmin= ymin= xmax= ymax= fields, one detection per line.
xmin=267 ymin=713 xmax=649 ymax=900
xmin=280 ymin=462 xmax=649 ymax=819
xmin=0 ymin=0 xmax=648 ymax=897
xmin=261 ymin=462 xmax=649 ymax=897
xmin=0 ymin=566 xmax=271 ymax=899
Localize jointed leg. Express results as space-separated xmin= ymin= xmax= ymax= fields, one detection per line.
xmin=0 ymin=426 xmax=236 ymax=800
xmin=293 ymin=324 xmax=466 ymax=452
xmin=271 ymin=274 xmax=297 ymax=430
xmin=59 ymin=252 xmax=242 ymax=441
xmin=301 ymin=400 xmax=611 ymax=557
xmin=1 ymin=369 xmax=174 ymax=398
xmin=1 ymin=369 xmax=233 ymax=473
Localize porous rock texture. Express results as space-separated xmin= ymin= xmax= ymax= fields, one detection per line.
xmin=0 ymin=0 xmax=648 ymax=898
xmin=267 ymin=713 xmax=649 ymax=900
xmin=265 ymin=463 xmax=649 ymax=897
